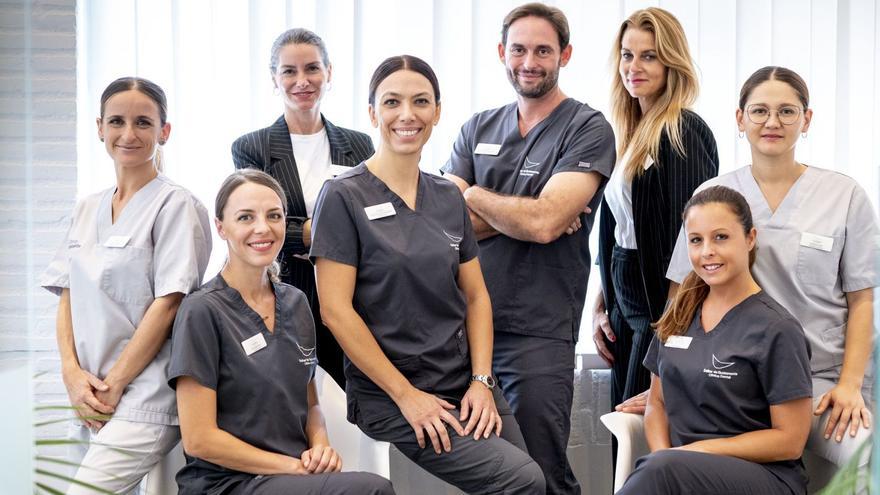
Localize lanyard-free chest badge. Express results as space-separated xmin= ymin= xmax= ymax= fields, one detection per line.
xmin=365 ymin=202 xmax=396 ymax=220
xmin=104 ymin=235 xmax=131 ymax=248
xmin=665 ymin=335 xmax=692 ymax=349
xmin=474 ymin=143 xmax=501 ymax=155
xmin=242 ymin=332 xmax=267 ymax=356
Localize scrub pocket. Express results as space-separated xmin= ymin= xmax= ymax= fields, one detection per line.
xmin=99 ymin=245 xmax=154 ymax=304
xmin=815 ymin=322 xmax=847 ymax=370
xmin=796 ymin=235 xmax=842 ymax=286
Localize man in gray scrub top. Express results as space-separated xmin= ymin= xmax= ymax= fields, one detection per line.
xmin=442 ymin=4 xmax=615 ymax=494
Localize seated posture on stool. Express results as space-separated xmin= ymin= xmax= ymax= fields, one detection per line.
xmin=168 ymin=170 xmax=393 ymax=495
xmin=619 ymin=186 xmax=813 ymax=495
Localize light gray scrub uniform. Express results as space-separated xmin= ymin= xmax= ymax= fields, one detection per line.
xmin=619 ymin=291 xmax=812 ymax=495
xmin=310 ymin=164 xmax=545 ymax=495
xmin=666 ymin=166 xmax=879 ymax=466
xmin=168 ymin=276 xmax=394 ymax=495
xmin=40 ymin=174 xmax=211 ymax=491
xmin=442 ymin=98 xmax=615 ymax=495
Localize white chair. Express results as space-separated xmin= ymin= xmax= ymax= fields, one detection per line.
xmin=314 ymin=366 xmax=392 ymax=478
xmin=599 ymin=411 xmax=838 ymax=494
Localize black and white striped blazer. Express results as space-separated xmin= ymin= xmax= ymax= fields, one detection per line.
xmin=231 ymin=114 xmax=374 ymax=305
xmin=597 ymin=110 xmax=719 ymax=322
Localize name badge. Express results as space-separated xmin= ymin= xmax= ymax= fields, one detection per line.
xmin=104 ymin=235 xmax=131 ymax=248
xmin=800 ymin=232 xmax=833 ymax=252
xmin=474 ymin=143 xmax=501 ymax=156
xmin=328 ymin=164 xmax=349 ymax=177
xmin=364 ymin=202 xmax=396 ymax=220
xmin=665 ymin=335 xmax=692 ymax=349
xmin=241 ymin=333 xmax=267 ymax=356
xmin=643 ymin=156 xmax=655 ymax=170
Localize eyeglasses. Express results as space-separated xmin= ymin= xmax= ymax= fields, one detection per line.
xmin=745 ymin=104 xmax=802 ymax=125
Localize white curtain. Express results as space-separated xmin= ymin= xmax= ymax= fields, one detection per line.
xmin=77 ymin=0 xmax=880 ymax=346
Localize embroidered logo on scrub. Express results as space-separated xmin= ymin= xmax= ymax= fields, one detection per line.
xmin=443 ymin=230 xmax=462 ymax=251
xmin=703 ymin=354 xmax=738 ymax=380
xmin=519 ymin=156 xmax=541 ymax=177
xmin=297 ymin=342 xmax=318 ymax=366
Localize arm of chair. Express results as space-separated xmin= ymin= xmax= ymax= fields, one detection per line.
xmin=600 ymin=411 xmax=649 ymax=493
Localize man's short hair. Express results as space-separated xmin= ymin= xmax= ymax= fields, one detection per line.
xmin=501 ymin=2 xmax=570 ymax=50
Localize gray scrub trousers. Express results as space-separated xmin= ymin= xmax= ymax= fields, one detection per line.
xmin=619 ymin=292 xmax=812 ymax=495
xmin=310 ymin=164 xmax=544 ymax=495
xmin=168 ymin=276 xmax=393 ymax=495
xmin=442 ymin=98 xmax=616 ymax=495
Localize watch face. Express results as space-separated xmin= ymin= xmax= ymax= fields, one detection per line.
xmin=486 ymin=376 xmax=496 ymax=388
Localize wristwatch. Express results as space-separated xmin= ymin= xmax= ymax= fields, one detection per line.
xmin=471 ymin=374 xmax=496 ymax=389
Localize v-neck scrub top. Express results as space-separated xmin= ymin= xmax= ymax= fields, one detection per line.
xmin=667 ymin=166 xmax=880 ymax=374
xmin=644 ymin=291 xmax=812 ymax=493
xmin=168 ymin=276 xmax=317 ymax=494
xmin=309 ymin=163 xmax=479 ymax=424
xmin=41 ymin=174 xmax=212 ymax=425
xmin=441 ymin=98 xmax=615 ymax=341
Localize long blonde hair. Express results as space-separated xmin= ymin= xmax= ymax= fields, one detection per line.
xmin=611 ymin=8 xmax=698 ymax=181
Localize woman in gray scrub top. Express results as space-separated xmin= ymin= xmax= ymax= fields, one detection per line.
xmin=311 ymin=56 xmax=545 ymax=495
xmin=168 ymin=170 xmax=393 ymax=495
xmin=40 ymin=77 xmax=212 ymax=493
xmin=666 ymin=67 xmax=878 ymax=476
xmin=593 ymin=7 xmax=719 ymax=410
xmin=619 ymin=186 xmax=813 ymax=495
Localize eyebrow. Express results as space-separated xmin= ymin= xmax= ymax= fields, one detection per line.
xmin=105 ymin=114 xmax=155 ymax=121
xmin=381 ymin=91 xmax=432 ymax=99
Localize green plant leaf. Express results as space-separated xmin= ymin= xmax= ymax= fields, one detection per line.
xmin=34 ymin=469 xmax=116 ymax=494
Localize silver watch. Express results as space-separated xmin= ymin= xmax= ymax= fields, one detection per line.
xmin=471 ymin=374 xmax=496 ymax=389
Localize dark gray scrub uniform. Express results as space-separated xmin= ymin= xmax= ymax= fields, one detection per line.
xmin=619 ymin=291 xmax=812 ymax=495
xmin=168 ymin=275 xmax=394 ymax=495
xmin=309 ymin=164 xmax=545 ymax=495
xmin=442 ymin=98 xmax=615 ymax=495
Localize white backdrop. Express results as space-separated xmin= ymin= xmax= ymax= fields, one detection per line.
xmin=76 ymin=0 xmax=880 ymax=346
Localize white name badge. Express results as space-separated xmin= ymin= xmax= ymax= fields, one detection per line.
xmin=800 ymin=232 xmax=833 ymax=252
xmin=365 ymin=202 xmax=396 ymax=220
xmin=104 ymin=235 xmax=131 ymax=248
xmin=665 ymin=335 xmax=693 ymax=349
xmin=241 ymin=333 xmax=267 ymax=356
xmin=474 ymin=143 xmax=502 ymax=156
xmin=643 ymin=156 xmax=655 ymax=171
xmin=328 ymin=164 xmax=349 ymax=177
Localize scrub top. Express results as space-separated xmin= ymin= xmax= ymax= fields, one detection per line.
xmin=441 ymin=98 xmax=615 ymax=342
xmin=644 ymin=291 xmax=812 ymax=493
xmin=41 ymin=174 xmax=211 ymax=425
xmin=309 ymin=163 xmax=479 ymax=424
xmin=168 ymin=275 xmax=317 ymax=494
xmin=667 ymin=166 xmax=880 ymax=374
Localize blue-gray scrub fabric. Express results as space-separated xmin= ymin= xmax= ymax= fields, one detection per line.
xmin=631 ymin=291 xmax=812 ymax=494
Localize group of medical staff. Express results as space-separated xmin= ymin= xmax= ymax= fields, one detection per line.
xmin=39 ymin=2 xmax=877 ymax=495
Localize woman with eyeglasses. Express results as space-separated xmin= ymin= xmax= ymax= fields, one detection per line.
xmin=666 ymin=66 xmax=878 ymax=478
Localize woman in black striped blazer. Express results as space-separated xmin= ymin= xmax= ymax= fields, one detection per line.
xmin=232 ymin=28 xmax=374 ymax=387
xmin=593 ymin=8 xmax=718 ymax=410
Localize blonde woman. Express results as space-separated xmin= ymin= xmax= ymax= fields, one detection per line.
xmin=593 ymin=7 xmax=719 ymax=409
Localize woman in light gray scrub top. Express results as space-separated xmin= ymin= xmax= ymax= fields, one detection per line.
xmin=665 ymin=67 xmax=878 ymax=474
xmin=40 ymin=77 xmax=212 ymax=493
xmin=169 ymin=170 xmax=393 ymax=495
xmin=311 ymin=56 xmax=544 ymax=494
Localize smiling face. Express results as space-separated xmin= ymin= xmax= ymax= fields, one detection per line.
xmin=685 ymin=202 xmax=756 ymax=289
xmin=619 ymin=27 xmax=667 ymax=112
xmin=96 ymin=89 xmax=170 ymax=170
xmin=498 ymin=15 xmax=571 ymax=99
xmin=737 ymin=79 xmax=812 ymax=161
xmin=273 ymin=42 xmax=332 ymax=115
xmin=369 ymin=69 xmax=440 ymax=157
xmin=216 ymin=181 xmax=286 ymax=272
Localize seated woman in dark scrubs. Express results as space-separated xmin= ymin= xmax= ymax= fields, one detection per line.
xmin=618 ymin=185 xmax=812 ymax=495
xmin=311 ymin=56 xmax=545 ymax=495
xmin=168 ymin=169 xmax=394 ymax=495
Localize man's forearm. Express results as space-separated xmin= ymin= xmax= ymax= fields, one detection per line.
xmin=464 ymin=186 xmax=564 ymax=244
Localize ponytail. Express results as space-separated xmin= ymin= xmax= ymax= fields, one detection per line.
xmin=654 ymin=271 xmax=709 ymax=342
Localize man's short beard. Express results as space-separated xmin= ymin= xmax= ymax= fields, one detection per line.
xmin=507 ymin=66 xmax=560 ymax=99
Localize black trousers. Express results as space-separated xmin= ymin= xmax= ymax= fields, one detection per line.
xmin=607 ymin=245 xmax=654 ymax=408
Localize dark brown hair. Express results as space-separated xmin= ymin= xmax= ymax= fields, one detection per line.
xmin=654 ymin=186 xmax=755 ymax=341
xmin=738 ymin=66 xmax=809 ymax=110
xmin=100 ymin=76 xmax=168 ymax=125
xmin=501 ymin=2 xmax=570 ymax=50
xmin=368 ymin=55 xmax=440 ymax=106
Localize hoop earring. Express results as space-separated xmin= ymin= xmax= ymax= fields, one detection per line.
xmin=159 ymin=140 xmax=166 ymax=145
xmin=738 ymin=131 xmax=744 ymax=139
xmin=801 ymin=132 xmax=807 ymax=139
xmin=273 ymin=86 xmax=280 ymax=96
xmin=99 ymin=137 xmax=104 ymax=142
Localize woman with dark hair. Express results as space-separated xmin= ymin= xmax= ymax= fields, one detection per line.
xmin=310 ymin=55 xmax=544 ymax=494
xmin=619 ymin=185 xmax=813 ymax=494
xmin=232 ymin=28 xmax=374 ymax=387
xmin=667 ymin=66 xmax=878 ymax=480
xmin=40 ymin=76 xmax=212 ymax=493
xmin=168 ymin=169 xmax=394 ymax=495
xmin=593 ymin=7 xmax=719 ymax=411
